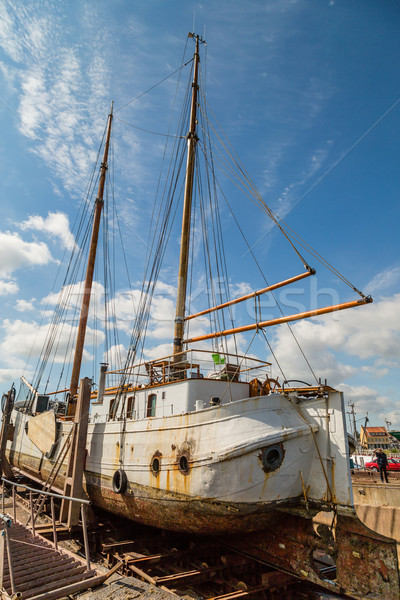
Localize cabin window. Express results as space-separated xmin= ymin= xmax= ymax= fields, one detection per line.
xmin=146 ymin=393 xmax=157 ymax=418
xmin=127 ymin=396 xmax=135 ymax=419
xmin=108 ymin=398 xmax=116 ymax=420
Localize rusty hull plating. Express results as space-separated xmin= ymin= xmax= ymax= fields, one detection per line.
xmin=226 ymin=507 xmax=400 ymax=600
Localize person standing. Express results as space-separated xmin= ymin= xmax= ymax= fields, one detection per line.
xmin=375 ymin=448 xmax=389 ymax=483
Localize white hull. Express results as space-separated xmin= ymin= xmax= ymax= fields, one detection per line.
xmin=8 ymin=379 xmax=353 ymax=533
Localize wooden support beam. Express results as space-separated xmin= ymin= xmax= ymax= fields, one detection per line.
xmin=60 ymin=378 xmax=91 ymax=527
xmin=0 ymin=388 xmax=15 ymax=479
xmin=206 ymin=585 xmax=288 ymax=600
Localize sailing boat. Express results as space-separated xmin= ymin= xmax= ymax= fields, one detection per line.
xmin=4 ymin=34 xmax=371 ymax=535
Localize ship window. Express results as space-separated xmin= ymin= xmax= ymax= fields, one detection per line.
xmin=127 ymin=396 xmax=135 ymax=419
xmin=179 ymin=455 xmax=189 ymax=473
xmin=152 ymin=457 xmax=160 ymax=473
xmin=146 ymin=394 xmax=156 ymax=417
xmin=260 ymin=444 xmax=284 ymax=473
xmin=108 ymin=398 xmax=116 ymax=420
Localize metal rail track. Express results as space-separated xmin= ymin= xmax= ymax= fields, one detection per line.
xmin=93 ymin=510 xmax=348 ymax=600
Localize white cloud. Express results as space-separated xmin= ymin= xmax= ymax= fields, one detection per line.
xmin=146 ymin=295 xmax=175 ymax=339
xmin=42 ymin=281 xmax=106 ymax=325
xmin=340 ymin=383 xmax=400 ymax=428
xmin=0 ymin=318 xmax=103 ymax=367
xmin=0 ymin=3 xmax=24 ymax=62
xmin=0 ymin=368 xmax=24 ymax=386
xmin=268 ymin=293 xmax=400 ymax=383
xmin=16 ymin=298 xmax=35 ymax=312
xmin=271 ymin=141 xmax=332 ymax=221
xmin=0 ymin=3 xmax=111 ymax=195
xmin=366 ymin=265 xmax=400 ymax=295
xmin=0 ymin=280 xmax=18 ymax=295
xmin=361 ymin=364 xmax=389 ymax=378
xmin=263 ymin=292 xmax=399 ymax=427
xmin=107 ymin=289 xmax=138 ymax=334
xmin=143 ymin=342 xmax=173 ymax=362
xmin=20 ymin=212 xmax=76 ymax=251
xmin=0 ymin=231 xmax=53 ymax=278
xmin=103 ymin=344 xmax=128 ymax=369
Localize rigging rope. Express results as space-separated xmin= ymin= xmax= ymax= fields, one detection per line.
xmin=115 ymin=57 xmax=193 ymax=113
xmin=114 ymin=115 xmax=183 ymax=138
xmin=197 ymin=94 xmax=367 ymax=298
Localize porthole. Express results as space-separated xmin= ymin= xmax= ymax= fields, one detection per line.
xmin=259 ymin=443 xmax=284 ymax=473
xmin=150 ymin=451 xmax=162 ymax=476
xmin=179 ymin=455 xmax=189 ymax=473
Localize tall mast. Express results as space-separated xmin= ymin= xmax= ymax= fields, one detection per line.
xmin=173 ymin=34 xmax=201 ymax=359
xmin=68 ymin=102 xmax=113 ymax=411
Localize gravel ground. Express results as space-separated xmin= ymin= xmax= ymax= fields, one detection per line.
xmin=77 ymin=576 xmax=176 ymax=600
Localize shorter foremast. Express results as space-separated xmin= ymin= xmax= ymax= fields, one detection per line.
xmin=68 ymin=103 xmax=113 ymax=414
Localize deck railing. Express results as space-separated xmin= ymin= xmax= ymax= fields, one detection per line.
xmin=105 ymin=348 xmax=272 ymax=389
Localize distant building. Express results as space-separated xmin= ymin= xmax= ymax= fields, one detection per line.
xmin=360 ymin=426 xmax=392 ymax=450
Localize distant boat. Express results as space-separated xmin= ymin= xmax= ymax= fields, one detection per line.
xmin=4 ymin=33 xmax=373 ymax=535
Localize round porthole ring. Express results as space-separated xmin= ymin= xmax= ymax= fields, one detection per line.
xmin=178 ymin=453 xmax=190 ymax=474
xmin=260 ymin=443 xmax=284 ymax=473
xmin=151 ymin=456 xmax=160 ymax=474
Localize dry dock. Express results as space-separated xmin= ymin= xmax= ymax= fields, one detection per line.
xmin=1 ymin=474 xmax=400 ymax=600
xmin=352 ymin=470 xmax=400 ymax=559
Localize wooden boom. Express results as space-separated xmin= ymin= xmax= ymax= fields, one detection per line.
xmin=184 ymin=296 xmax=372 ymax=344
xmin=185 ymin=270 xmax=314 ymax=321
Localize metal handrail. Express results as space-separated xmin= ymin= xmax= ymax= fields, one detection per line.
xmin=0 ymin=512 xmax=16 ymax=594
xmin=1 ymin=477 xmax=90 ymax=504
xmin=0 ymin=476 xmax=92 ymax=589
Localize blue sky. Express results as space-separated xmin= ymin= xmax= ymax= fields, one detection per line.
xmin=0 ymin=0 xmax=399 ymax=431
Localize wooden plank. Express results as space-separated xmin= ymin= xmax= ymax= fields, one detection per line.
xmin=16 ymin=564 xmax=86 ymax=593
xmin=0 ymin=389 xmax=15 ymax=478
xmin=2 ymin=556 xmax=74 ymax=577
xmin=101 ymin=539 xmax=138 ymax=552
xmin=27 ymin=411 xmax=57 ymax=456
xmin=25 ymin=572 xmax=105 ymax=600
xmin=60 ymin=377 xmax=91 ymax=527
xmin=154 ymin=564 xmax=227 ymax=586
xmin=206 ymin=585 xmax=278 ymax=600
xmin=1 ymin=519 xmax=105 ymax=600
xmin=127 ymin=563 xmax=157 ymax=585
